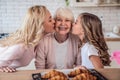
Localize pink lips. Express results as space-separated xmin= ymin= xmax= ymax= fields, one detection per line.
xmin=110 ymin=50 xmax=120 ymax=64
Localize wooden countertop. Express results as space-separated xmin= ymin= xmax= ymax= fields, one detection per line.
xmin=105 ymin=38 xmax=120 ymax=41
xmin=0 ymin=68 xmax=120 ymax=80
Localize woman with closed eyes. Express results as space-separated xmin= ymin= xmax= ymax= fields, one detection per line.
xmin=0 ymin=5 xmax=55 ymax=72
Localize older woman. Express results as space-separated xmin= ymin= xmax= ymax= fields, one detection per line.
xmin=35 ymin=7 xmax=81 ymax=69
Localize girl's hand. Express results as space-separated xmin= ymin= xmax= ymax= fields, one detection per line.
xmin=0 ymin=66 xmax=16 ymax=72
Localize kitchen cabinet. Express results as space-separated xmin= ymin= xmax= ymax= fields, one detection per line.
xmin=69 ymin=0 xmax=120 ymax=7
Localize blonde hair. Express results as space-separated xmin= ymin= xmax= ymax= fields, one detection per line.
xmin=0 ymin=5 xmax=48 ymax=47
xmin=79 ymin=13 xmax=111 ymax=66
xmin=54 ymin=7 xmax=74 ymax=23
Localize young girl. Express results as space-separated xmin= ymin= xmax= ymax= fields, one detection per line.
xmin=72 ymin=12 xmax=111 ymax=68
xmin=0 ymin=5 xmax=55 ymax=72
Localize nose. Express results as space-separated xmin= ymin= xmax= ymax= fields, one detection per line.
xmin=61 ymin=21 xmax=65 ymax=26
xmin=52 ymin=19 xmax=55 ymax=24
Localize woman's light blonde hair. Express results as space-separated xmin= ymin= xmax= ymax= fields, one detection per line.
xmin=0 ymin=5 xmax=48 ymax=47
xmin=79 ymin=12 xmax=111 ymax=66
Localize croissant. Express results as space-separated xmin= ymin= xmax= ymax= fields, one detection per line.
xmin=68 ymin=69 xmax=89 ymax=77
xmin=49 ymin=75 xmax=68 ymax=80
xmin=72 ymin=73 xmax=97 ymax=80
xmin=42 ymin=70 xmax=56 ymax=78
xmin=42 ymin=70 xmax=67 ymax=79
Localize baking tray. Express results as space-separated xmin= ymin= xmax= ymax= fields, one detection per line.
xmin=88 ymin=69 xmax=108 ymax=80
xmin=32 ymin=69 xmax=108 ymax=80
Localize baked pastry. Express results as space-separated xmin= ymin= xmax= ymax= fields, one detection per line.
xmin=68 ymin=69 xmax=89 ymax=77
xmin=42 ymin=70 xmax=67 ymax=79
xmin=72 ymin=73 xmax=97 ymax=80
xmin=49 ymin=75 xmax=68 ymax=80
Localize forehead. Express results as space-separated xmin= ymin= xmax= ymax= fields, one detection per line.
xmin=56 ymin=15 xmax=69 ymax=19
xmin=45 ymin=10 xmax=51 ymax=19
xmin=76 ymin=16 xmax=81 ymax=21
xmin=46 ymin=10 xmax=51 ymax=16
xmin=56 ymin=15 xmax=73 ymax=22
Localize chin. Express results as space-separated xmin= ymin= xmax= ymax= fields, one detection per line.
xmin=58 ymin=31 xmax=69 ymax=34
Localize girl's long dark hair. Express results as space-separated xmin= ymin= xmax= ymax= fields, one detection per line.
xmin=80 ymin=13 xmax=111 ymax=66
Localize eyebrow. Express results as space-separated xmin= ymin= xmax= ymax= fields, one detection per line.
xmin=56 ymin=17 xmax=70 ymax=20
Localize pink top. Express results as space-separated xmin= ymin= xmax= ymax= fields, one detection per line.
xmin=0 ymin=44 xmax=35 ymax=68
xmin=35 ymin=33 xmax=81 ymax=69
xmin=111 ymin=50 xmax=120 ymax=65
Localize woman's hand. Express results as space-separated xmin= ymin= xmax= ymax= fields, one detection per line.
xmin=0 ymin=66 xmax=16 ymax=72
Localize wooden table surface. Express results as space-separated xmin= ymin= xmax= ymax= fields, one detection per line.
xmin=0 ymin=68 xmax=120 ymax=80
